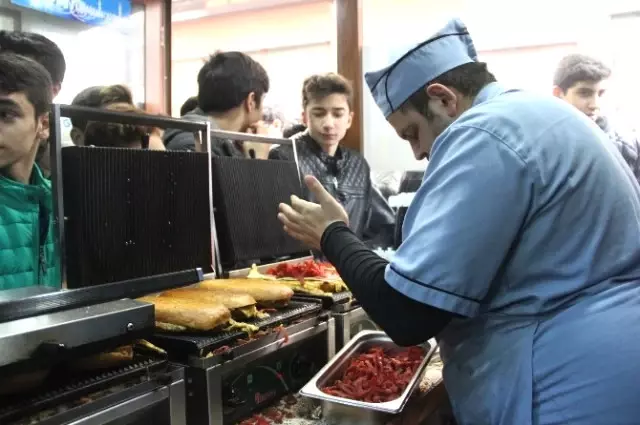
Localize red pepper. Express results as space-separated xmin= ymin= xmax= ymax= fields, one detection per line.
xmin=320 ymin=346 xmax=425 ymax=403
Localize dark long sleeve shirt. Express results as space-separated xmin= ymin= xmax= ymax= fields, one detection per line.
xmin=321 ymin=221 xmax=454 ymax=346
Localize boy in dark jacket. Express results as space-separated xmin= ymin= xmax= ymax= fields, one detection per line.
xmin=164 ymin=51 xmax=272 ymax=158
xmin=0 ymin=53 xmax=60 ymax=289
xmin=270 ymin=73 xmax=395 ymax=247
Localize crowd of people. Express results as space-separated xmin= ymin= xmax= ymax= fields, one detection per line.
xmin=0 ymin=26 xmax=639 ymax=290
xmin=1 ymin=27 xmax=639 ymax=293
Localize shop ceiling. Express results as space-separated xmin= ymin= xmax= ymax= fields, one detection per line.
xmin=171 ymin=0 xmax=322 ymax=22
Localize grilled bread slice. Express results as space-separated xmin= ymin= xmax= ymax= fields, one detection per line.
xmin=74 ymin=345 xmax=134 ymax=371
xmin=199 ymin=279 xmax=293 ymax=308
xmin=138 ymin=296 xmax=231 ymax=331
xmin=159 ymin=288 xmax=258 ymax=320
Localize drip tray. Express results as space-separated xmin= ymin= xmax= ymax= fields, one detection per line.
xmin=0 ymin=355 xmax=167 ymax=424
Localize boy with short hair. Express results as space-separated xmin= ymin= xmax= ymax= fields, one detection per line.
xmin=0 ymin=52 xmax=60 ymax=289
xmin=553 ymin=54 xmax=640 ymax=183
xmin=164 ymin=51 xmax=272 ymax=158
xmin=69 ymin=84 xmax=134 ymax=145
xmin=270 ymin=73 xmax=394 ymax=247
xmin=0 ymin=31 xmax=67 ymax=176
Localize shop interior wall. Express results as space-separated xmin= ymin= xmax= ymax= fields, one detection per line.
xmin=171 ymin=0 xmax=336 ymax=121
xmin=0 ymin=0 xmax=145 ymax=143
xmin=172 ymin=0 xmax=637 ymax=173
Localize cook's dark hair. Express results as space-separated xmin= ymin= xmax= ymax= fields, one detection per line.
xmin=0 ymin=52 xmax=53 ymax=117
xmin=180 ymin=96 xmax=198 ymax=116
xmin=302 ymin=73 xmax=353 ymax=110
xmin=71 ymin=84 xmax=134 ymax=129
xmin=197 ymin=51 xmax=269 ymax=114
xmin=406 ymin=62 xmax=496 ymax=114
xmin=0 ymin=30 xmax=66 ymax=86
xmin=553 ymin=54 xmax=611 ymax=92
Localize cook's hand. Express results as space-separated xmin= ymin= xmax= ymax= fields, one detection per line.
xmin=278 ymin=175 xmax=349 ymax=250
xmin=243 ymin=121 xmax=271 ymax=159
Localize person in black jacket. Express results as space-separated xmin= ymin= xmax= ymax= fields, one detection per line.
xmin=163 ymin=52 xmax=271 ymax=158
xmin=269 ymin=73 xmax=394 ymax=247
xmin=179 ymin=96 xmax=198 ymax=117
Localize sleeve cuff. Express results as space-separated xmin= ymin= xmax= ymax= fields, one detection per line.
xmin=384 ymin=265 xmax=480 ymax=317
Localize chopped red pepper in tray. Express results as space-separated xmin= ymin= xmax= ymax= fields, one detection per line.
xmin=321 ymin=346 xmax=425 ymax=403
xmin=267 ymin=260 xmax=337 ymax=279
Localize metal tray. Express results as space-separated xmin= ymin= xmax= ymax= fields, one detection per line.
xmin=299 ymin=331 xmax=436 ymax=416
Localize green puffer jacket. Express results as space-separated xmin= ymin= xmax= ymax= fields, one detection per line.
xmin=0 ymin=166 xmax=61 ymax=290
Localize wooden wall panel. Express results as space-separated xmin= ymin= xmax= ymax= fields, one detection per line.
xmin=335 ymin=0 xmax=363 ymax=152
xmin=144 ymin=0 xmax=171 ymax=114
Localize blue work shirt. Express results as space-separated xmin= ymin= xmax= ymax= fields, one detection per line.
xmin=385 ymin=83 xmax=640 ymax=425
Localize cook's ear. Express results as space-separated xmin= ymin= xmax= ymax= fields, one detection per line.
xmin=425 ymin=83 xmax=459 ymax=117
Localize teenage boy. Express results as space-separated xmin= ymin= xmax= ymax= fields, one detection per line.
xmin=0 ymin=31 xmax=66 ymax=177
xmin=270 ymin=73 xmax=394 ymax=247
xmin=553 ymin=53 xmax=640 ymax=183
xmin=69 ymin=84 xmax=134 ymax=145
xmin=0 ymin=53 xmax=60 ymax=289
xmin=164 ymin=51 xmax=272 ymax=159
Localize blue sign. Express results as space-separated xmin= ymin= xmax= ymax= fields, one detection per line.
xmin=11 ymin=0 xmax=132 ymax=26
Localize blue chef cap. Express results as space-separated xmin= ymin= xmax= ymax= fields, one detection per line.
xmin=364 ymin=18 xmax=478 ymax=118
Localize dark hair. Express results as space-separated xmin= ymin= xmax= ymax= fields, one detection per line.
xmin=283 ymin=123 xmax=306 ymax=138
xmin=302 ymin=73 xmax=353 ymax=110
xmin=0 ymin=52 xmax=53 ymax=117
xmin=197 ymin=51 xmax=269 ymax=114
xmin=180 ymin=96 xmax=198 ymax=116
xmin=406 ymin=62 xmax=496 ymax=114
xmin=71 ymin=84 xmax=133 ymax=129
xmin=84 ymin=103 xmax=152 ymax=148
xmin=0 ymin=31 xmax=66 ymax=86
xmin=553 ymin=54 xmax=611 ymax=92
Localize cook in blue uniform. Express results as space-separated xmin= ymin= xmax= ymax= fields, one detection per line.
xmin=278 ymin=17 xmax=640 ymax=425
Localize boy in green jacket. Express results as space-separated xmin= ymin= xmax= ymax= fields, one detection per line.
xmin=0 ymin=52 xmax=60 ymax=289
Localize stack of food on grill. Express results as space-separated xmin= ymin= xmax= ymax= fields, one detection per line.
xmin=138 ymin=279 xmax=294 ymax=335
xmin=246 ymin=260 xmax=349 ymax=296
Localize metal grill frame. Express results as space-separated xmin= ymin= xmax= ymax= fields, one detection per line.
xmin=50 ymin=105 xmax=302 ymax=284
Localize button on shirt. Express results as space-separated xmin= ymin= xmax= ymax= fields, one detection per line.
xmin=386 ymin=83 xmax=640 ymax=425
